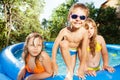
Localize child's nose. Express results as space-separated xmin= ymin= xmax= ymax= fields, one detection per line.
xmin=88 ymin=29 xmax=90 ymax=33
xmin=34 ymin=45 xmax=38 ymax=48
xmin=76 ymin=16 xmax=80 ymax=20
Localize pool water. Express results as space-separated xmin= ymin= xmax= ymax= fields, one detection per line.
xmin=14 ymin=48 xmax=120 ymax=75
xmin=109 ymin=52 xmax=120 ymax=66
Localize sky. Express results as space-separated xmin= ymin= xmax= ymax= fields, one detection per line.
xmin=40 ymin=0 xmax=107 ymax=22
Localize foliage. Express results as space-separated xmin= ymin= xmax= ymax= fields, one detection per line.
xmin=0 ymin=0 xmax=45 ymax=50
xmin=86 ymin=2 xmax=99 ymax=21
xmin=41 ymin=0 xmax=76 ymax=41
xmin=0 ymin=19 xmax=7 ymax=50
xmin=96 ymin=7 xmax=120 ymax=44
xmin=0 ymin=0 xmax=120 ymax=50
xmin=42 ymin=1 xmax=120 ymax=44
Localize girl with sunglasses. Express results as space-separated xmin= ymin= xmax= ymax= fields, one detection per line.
xmin=81 ymin=18 xmax=114 ymax=76
xmin=52 ymin=3 xmax=89 ymax=80
xmin=17 ymin=33 xmax=53 ymax=80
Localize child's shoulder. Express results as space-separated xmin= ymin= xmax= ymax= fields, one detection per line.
xmin=97 ymin=35 xmax=104 ymax=39
xmin=41 ymin=51 xmax=50 ymax=58
xmin=96 ymin=35 xmax=105 ymax=43
xmin=41 ymin=51 xmax=47 ymax=55
xmin=59 ymin=27 xmax=70 ymax=33
xmin=58 ymin=27 xmax=65 ymax=31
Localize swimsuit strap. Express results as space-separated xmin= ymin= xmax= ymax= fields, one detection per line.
xmin=25 ymin=54 xmax=45 ymax=73
xmin=33 ymin=59 xmax=45 ymax=73
xmin=87 ymin=42 xmax=102 ymax=52
xmin=95 ymin=42 xmax=102 ymax=52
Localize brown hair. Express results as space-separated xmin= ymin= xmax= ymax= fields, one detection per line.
xmin=67 ymin=3 xmax=89 ymax=21
xmin=23 ymin=32 xmax=43 ymax=64
xmin=85 ymin=18 xmax=97 ymax=57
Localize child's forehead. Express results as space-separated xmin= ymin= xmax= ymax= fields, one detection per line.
xmin=88 ymin=23 xmax=94 ymax=28
xmin=71 ymin=8 xmax=87 ymax=15
xmin=29 ymin=37 xmax=42 ymax=42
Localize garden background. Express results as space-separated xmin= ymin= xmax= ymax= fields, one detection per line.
xmin=0 ymin=0 xmax=120 ymax=50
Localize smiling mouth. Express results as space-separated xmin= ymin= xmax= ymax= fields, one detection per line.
xmin=74 ymin=22 xmax=81 ymax=24
xmin=33 ymin=52 xmax=38 ymax=54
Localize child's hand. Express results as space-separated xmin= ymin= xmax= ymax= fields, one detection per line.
xmin=77 ymin=67 xmax=85 ymax=79
xmin=77 ymin=71 xmax=85 ymax=79
xmin=86 ymin=70 xmax=96 ymax=76
xmin=17 ymin=67 xmax=26 ymax=80
xmin=17 ymin=74 xmax=24 ymax=80
xmin=103 ymin=65 xmax=115 ymax=73
xmin=25 ymin=77 xmax=29 ymax=80
xmin=52 ymin=62 xmax=58 ymax=77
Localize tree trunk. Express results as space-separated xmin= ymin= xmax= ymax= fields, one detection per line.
xmin=3 ymin=2 xmax=13 ymax=46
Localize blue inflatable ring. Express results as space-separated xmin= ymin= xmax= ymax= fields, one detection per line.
xmin=0 ymin=42 xmax=120 ymax=80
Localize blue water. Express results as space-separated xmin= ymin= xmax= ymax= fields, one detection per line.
xmin=14 ymin=48 xmax=120 ymax=75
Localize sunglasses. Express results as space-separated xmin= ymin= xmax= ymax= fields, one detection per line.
xmin=71 ymin=14 xmax=86 ymax=20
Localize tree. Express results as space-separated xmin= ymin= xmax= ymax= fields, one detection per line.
xmin=85 ymin=2 xmax=99 ymax=21
xmin=96 ymin=7 xmax=120 ymax=44
xmin=0 ymin=0 xmax=45 ymax=50
xmin=45 ymin=1 xmax=120 ymax=44
xmin=42 ymin=0 xmax=76 ymax=41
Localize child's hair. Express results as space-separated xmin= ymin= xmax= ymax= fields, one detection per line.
xmin=67 ymin=3 xmax=89 ymax=21
xmin=85 ymin=18 xmax=97 ymax=57
xmin=23 ymin=32 xmax=43 ymax=64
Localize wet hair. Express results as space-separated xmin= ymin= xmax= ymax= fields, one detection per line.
xmin=85 ymin=18 xmax=97 ymax=57
xmin=23 ymin=32 xmax=43 ymax=64
xmin=67 ymin=3 xmax=89 ymax=21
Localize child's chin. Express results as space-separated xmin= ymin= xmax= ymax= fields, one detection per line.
xmin=89 ymin=36 xmax=92 ymax=38
xmin=75 ymin=26 xmax=81 ymax=29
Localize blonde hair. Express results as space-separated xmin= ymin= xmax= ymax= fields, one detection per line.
xmin=85 ymin=18 xmax=97 ymax=57
xmin=67 ymin=3 xmax=89 ymax=21
xmin=23 ymin=32 xmax=43 ymax=64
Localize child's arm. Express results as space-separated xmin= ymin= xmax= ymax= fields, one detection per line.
xmin=99 ymin=35 xmax=114 ymax=72
xmin=100 ymin=36 xmax=109 ymax=66
xmin=42 ymin=51 xmax=53 ymax=77
xmin=17 ymin=66 xmax=26 ymax=80
xmin=77 ymin=30 xmax=88 ymax=78
xmin=52 ymin=29 xmax=65 ymax=75
xmin=78 ymin=47 xmax=82 ymax=61
xmin=25 ymin=51 xmax=53 ymax=80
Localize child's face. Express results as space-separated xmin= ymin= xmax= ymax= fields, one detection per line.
xmin=27 ymin=37 xmax=42 ymax=56
xmin=69 ymin=8 xmax=87 ymax=29
xmin=88 ymin=23 xmax=94 ymax=38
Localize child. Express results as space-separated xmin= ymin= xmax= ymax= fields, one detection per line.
xmin=52 ymin=3 xmax=89 ymax=80
xmin=17 ymin=32 xmax=53 ymax=80
xmin=83 ymin=18 xmax=114 ymax=76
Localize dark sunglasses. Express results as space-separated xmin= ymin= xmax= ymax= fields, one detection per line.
xmin=71 ymin=14 xmax=86 ymax=20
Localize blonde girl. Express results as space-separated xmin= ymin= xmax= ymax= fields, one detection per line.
xmin=17 ymin=32 xmax=53 ymax=80
xmin=84 ymin=18 xmax=114 ymax=76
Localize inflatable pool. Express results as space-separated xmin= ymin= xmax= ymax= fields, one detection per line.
xmin=0 ymin=42 xmax=120 ymax=80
